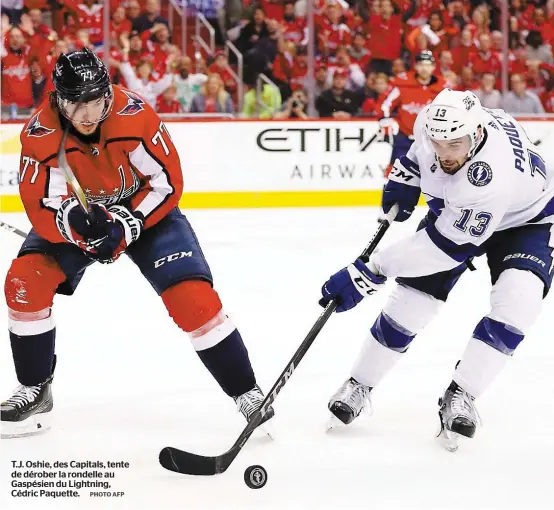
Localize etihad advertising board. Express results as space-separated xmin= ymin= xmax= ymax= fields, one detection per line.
xmin=1 ymin=120 xmax=554 ymax=209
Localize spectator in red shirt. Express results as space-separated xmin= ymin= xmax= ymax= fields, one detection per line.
xmin=1 ymin=27 xmax=33 ymax=116
xmin=281 ymin=0 xmax=306 ymax=45
xmin=316 ymin=2 xmax=352 ymax=57
xmin=59 ymin=11 xmax=79 ymax=48
xmin=540 ymin=77 xmax=554 ymax=113
xmin=19 ymin=10 xmax=56 ymax=61
xmin=208 ymin=52 xmax=237 ymax=93
xmin=76 ymin=0 xmax=104 ymax=46
xmin=437 ymin=50 xmax=457 ymax=88
xmin=451 ymin=26 xmax=474 ymax=74
xmin=260 ymin=0 xmax=285 ymax=22
xmin=529 ymin=7 xmax=554 ymax=47
xmin=349 ymin=32 xmax=371 ymax=73
xmin=156 ymin=84 xmax=183 ymax=114
xmin=509 ymin=45 xmax=528 ymax=76
xmin=111 ymin=5 xmax=132 ymax=47
xmin=468 ymin=33 xmax=501 ymax=79
xmin=367 ymin=0 xmax=403 ymax=75
xmin=456 ymin=66 xmax=479 ymax=92
xmin=361 ymin=72 xmax=390 ymax=117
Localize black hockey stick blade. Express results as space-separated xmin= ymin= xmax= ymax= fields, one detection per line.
xmin=159 ymin=205 xmax=399 ymax=476
xmin=0 ymin=220 xmax=28 ymax=238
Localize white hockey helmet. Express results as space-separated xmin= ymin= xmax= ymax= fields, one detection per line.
xmin=425 ymin=89 xmax=485 ymax=158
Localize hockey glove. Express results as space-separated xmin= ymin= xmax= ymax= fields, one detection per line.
xmin=56 ymin=198 xmax=143 ymax=263
xmin=378 ymin=118 xmax=399 ymax=142
xmin=319 ymin=258 xmax=386 ymax=313
xmin=382 ymin=157 xmax=421 ymax=222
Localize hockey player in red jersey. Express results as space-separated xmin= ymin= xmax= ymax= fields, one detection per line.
xmin=377 ymin=51 xmax=445 ymax=178
xmin=1 ymin=49 xmax=274 ymax=438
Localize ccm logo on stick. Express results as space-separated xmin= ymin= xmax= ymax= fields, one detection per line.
xmin=154 ymin=251 xmax=192 ymax=268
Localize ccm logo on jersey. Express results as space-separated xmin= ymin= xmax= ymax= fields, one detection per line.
xmin=467 ymin=161 xmax=493 ymax=187
xmin=154 ymin=251 xmax=192 ymax=268
xmin=503 ymin=253 xmax=546 ymax=267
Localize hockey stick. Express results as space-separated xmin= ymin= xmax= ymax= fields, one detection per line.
xmin=158 ymin=204 xmax=400 ymax=476
xmin=0 ymin=220 xmax=28 ymax=238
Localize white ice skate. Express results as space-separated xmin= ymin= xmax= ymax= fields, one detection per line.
xmin=234 ymin=384 xmax=275 ymax=439
xmin=327 ymin=377 xmax=373 ymax=430
xmin=437 ymin=381 xmax=480 ymax=452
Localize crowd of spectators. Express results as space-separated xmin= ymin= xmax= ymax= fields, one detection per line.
xmin=3 ymin=0 xmax=554 ymax=119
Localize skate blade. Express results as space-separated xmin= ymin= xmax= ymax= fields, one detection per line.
xmin=1 ymin=412 xmax=51 ymax=439
xmin=326 ymin=414 xmax=349 ymax=432
xmin=436 ymin=427 xmax=463 ymax=453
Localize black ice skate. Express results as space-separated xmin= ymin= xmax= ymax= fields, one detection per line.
xmin=234 ymin=384 xmax=274 ymax=437
xmin=327 ymin=377 xmax=373 ymax=429
xmin=1 ymin=375 xmax=54 ymax=438
xmin=437 ymin=381 xmax=480 ymax=452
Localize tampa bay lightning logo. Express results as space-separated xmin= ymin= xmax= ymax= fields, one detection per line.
xmin=118 ymin=90 xmax=145 ymax=116
xmin=25 ymin=112 xmax=55 ymax=138
xmin=467 ymin=161 xmax=493 ymax=187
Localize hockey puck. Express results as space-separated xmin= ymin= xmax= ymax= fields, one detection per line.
xmin=243 ymin=465 xmax=267 ymax=489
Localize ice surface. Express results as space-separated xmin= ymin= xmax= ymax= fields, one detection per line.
xmin=1 ymin=208 xmax=553 ymax=510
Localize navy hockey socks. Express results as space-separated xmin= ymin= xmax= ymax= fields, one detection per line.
xmin=10 ymin=329 xmax=56 ymax=386
xmin=196 ymin=329 xmax=256 ymax=398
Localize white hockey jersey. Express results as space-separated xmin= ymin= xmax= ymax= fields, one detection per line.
xmin=372 ymin=106 xmax=554 ymax=278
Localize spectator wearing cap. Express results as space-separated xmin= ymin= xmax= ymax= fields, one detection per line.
xmin=316 ymin=68 xmax=362 ymax=118
xmin=132 ymin=0 xmax=168 ymax=34
xmin=208 ymin=52 xmax=237 ymax=93
xmin=174 ymin=56 xmax=208 ymax=112
xmin=190 ymin=73 xmax=234 ymax=114
xmin=474 ymin=72 xmax=501 ymax=109
xmin=242 ymin=73 xmax=282 ymax=119
xmin=156 ymin=84 xmax=183 ymax=114
xmin=502 ymin=73 xmax=545 ymax=115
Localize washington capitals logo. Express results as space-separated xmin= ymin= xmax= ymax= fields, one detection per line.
xmin=467 ymin=161 xmax=493 ymax=187
xmin=25 ymin=112 xmax=55 ymax=138
xmin=118 ymin=91 xmax=145 ymax=116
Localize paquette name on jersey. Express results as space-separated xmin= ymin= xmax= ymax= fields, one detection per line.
xmin=467 ymin=161 xmax=493 ymax=187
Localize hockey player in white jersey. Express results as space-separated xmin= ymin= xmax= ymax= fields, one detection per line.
xmin=319 ymin=88 xmax=554 ymax=451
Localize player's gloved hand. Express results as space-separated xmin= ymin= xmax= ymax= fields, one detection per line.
xmin=319 ymin=258 xmax=386 ymax=313
xmin=56 ymin=198 xmax=143 ymax=263
xmin=381 ymin=178 xmax=420 ymax=222
xmin=378 ymin=118 xmax=399 ymax=141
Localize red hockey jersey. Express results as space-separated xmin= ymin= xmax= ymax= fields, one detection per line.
xmin=18 ymin=85 xmax=183 ymax=244
xmin=377 ymin=72 xmax=445 ymax=137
